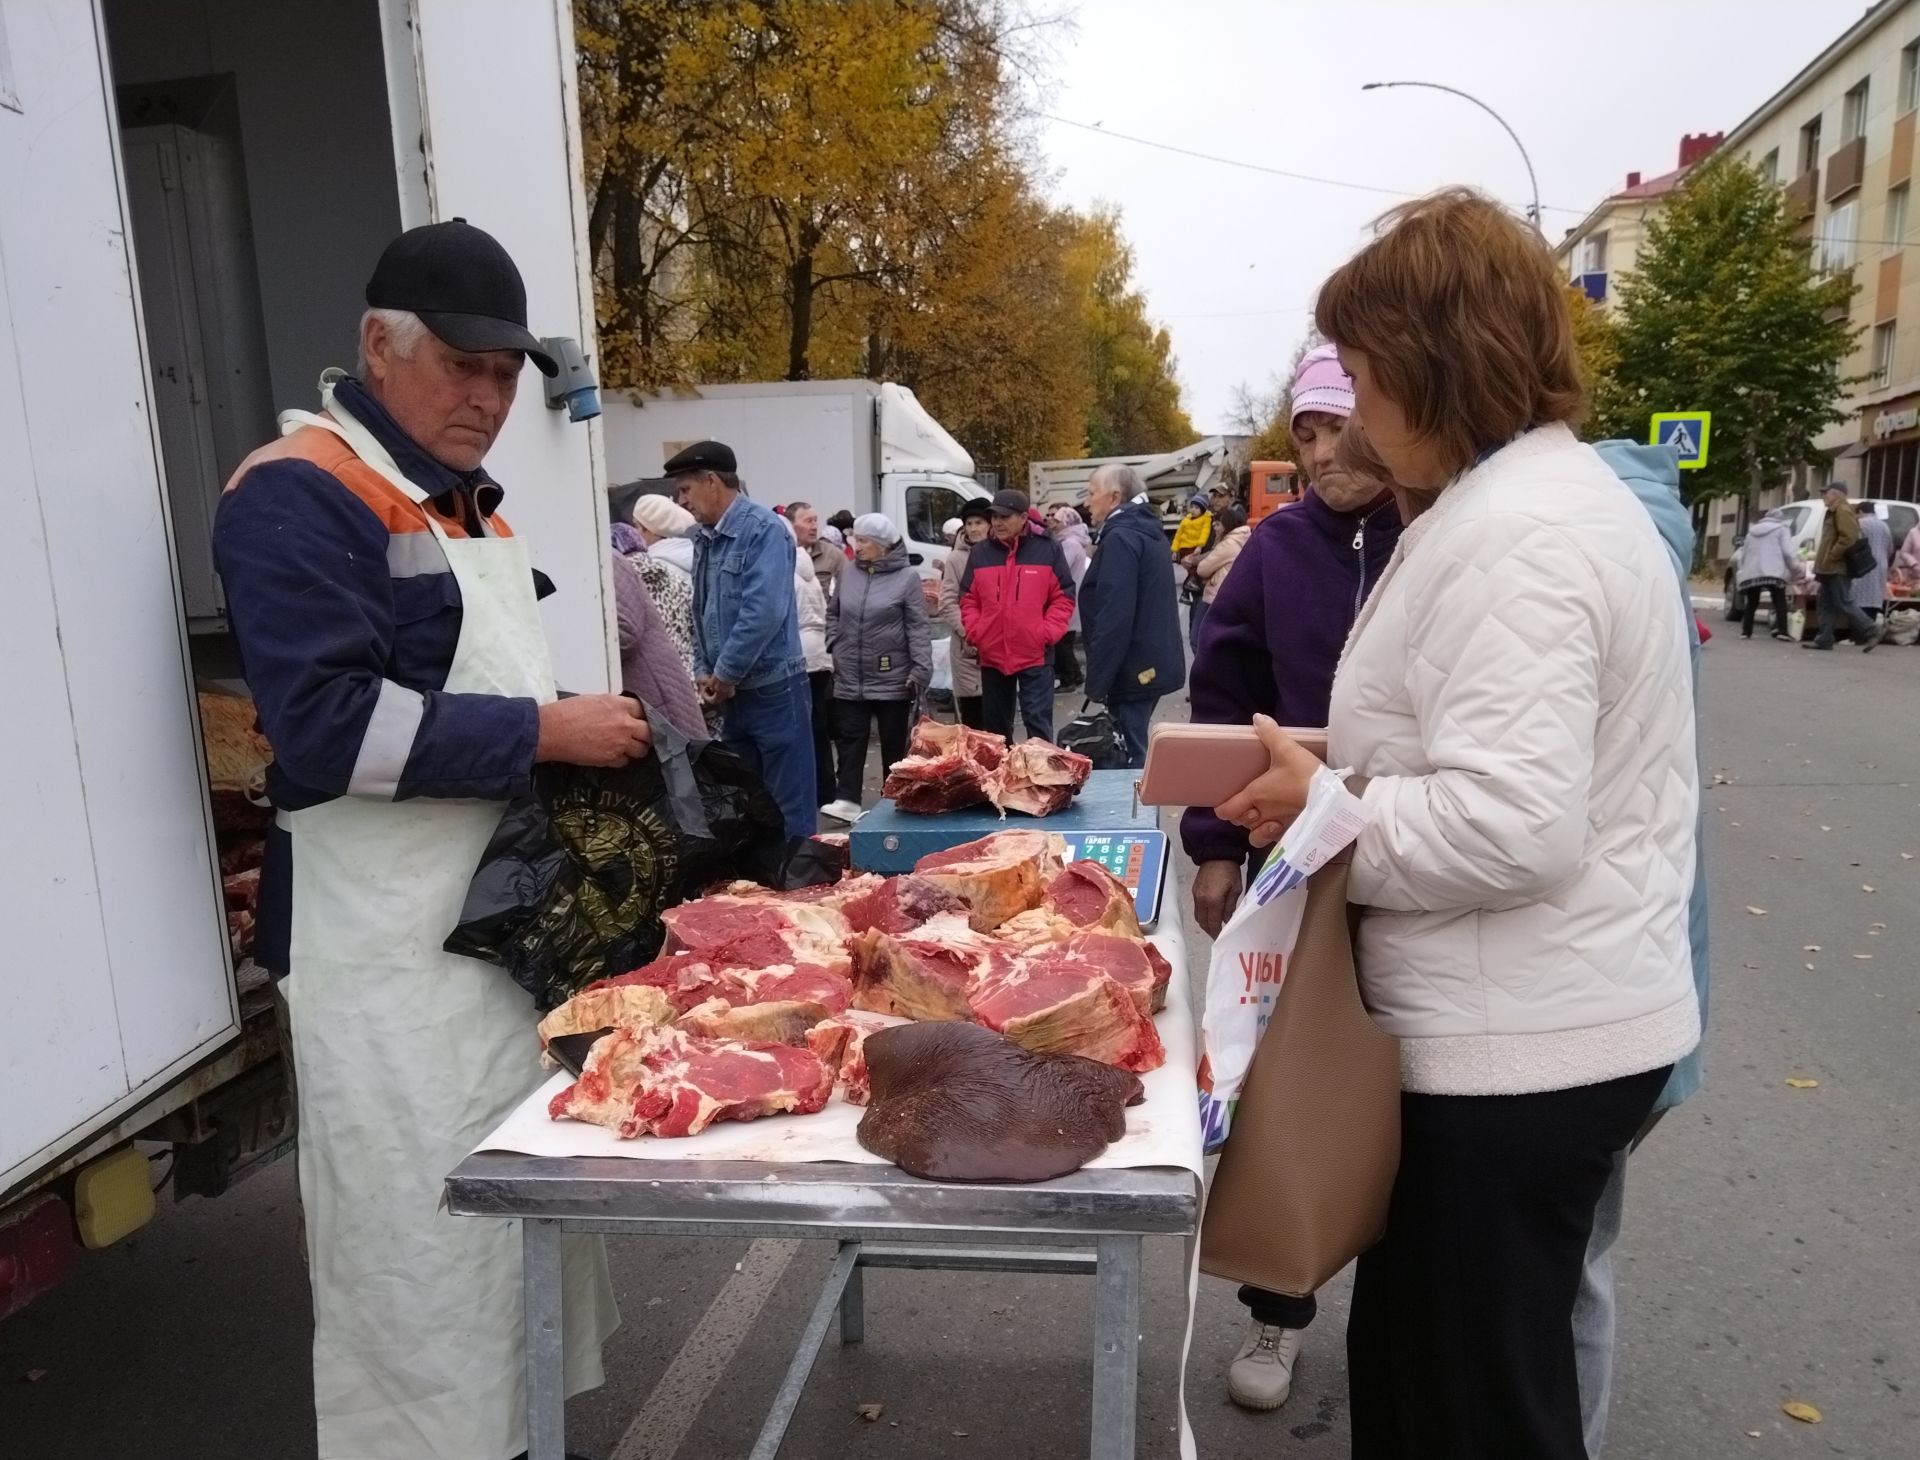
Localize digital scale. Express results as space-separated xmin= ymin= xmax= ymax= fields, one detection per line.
xmin=849 ymin=768 xmax=1170 ymax=926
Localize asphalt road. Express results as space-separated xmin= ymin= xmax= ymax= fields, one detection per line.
xmin=5 ymin=637 xmax=1918 ymax=1459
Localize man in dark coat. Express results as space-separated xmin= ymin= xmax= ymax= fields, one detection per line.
xmin=1079 ymin=463 xmax=1185 ymax=768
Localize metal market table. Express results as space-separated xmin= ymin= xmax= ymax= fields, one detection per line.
xmin=444 ymin=1153 xmax=1201 ymax=1460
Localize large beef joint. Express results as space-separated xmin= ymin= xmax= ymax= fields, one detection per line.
xmin=806 ymin=1010 xmax=908 ymax=1104
xmin=971 ymin=957 xmax=1166 ymax=1073
xmin=839 ymin=875 xmax=968 ymax=935
xmin=1042 ymin=861 xmax=1141 ymax=938
xmin=856 ymin=1021 xmax=1143 ymax=1181
xmin=884 ymin=719 xmax=1091 ymax=819
xmin=914 ymin=830 xmax=1065 ymax=931
xmin=549 ymin=1023 xmax=832 ymax=1138
xmin=659 ymin=895 xmax=852 ymax=974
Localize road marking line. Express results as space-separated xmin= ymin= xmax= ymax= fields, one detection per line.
xmin=611 ymin=1238 xmax=802 ymax=1460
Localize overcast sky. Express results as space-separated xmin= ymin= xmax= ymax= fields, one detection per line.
xmin=1039 ymin=0 xmax=1871 ymax=433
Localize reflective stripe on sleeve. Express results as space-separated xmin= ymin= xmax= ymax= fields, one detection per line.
xmin=346 ymin=679 xmax=426 ymax=799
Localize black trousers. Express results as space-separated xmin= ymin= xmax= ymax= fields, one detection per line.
xmin=1740 ymin=583 xmax=1789 ymax=637
xmin=1239 ymin=1285 xmax=1317 ymax=1330
xmin=834 ymin=698 xmax=912 ymax=803
xmin=1348 ymin=1065 xmax=1670 ymax=1460
xmin=1054 ymin=630 xmax=1083 ymax=689
xmin=808 ymin=670 xmax=838 ymax=803
xmin=956 ymin=694 xmax=985 ymax=729
xmin=980 ymin=664 xmax=1055 ymax=743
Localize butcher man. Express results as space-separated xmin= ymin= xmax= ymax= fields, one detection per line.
xmin=213 ymin=219 xmax=635 ymax=1460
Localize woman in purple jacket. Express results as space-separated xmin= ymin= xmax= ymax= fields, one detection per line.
xmin=1181 ymin=344 xmax=1403 ymax=1413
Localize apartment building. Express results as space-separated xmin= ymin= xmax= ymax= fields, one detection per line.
xmin=1554 ymin=133 xmax=1724 ymax=311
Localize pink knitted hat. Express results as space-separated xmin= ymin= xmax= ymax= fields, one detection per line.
xmin=1290 ymin=342 xmax=1354 ymax=424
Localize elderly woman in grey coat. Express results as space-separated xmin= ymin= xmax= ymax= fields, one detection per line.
xmin=938 ymin=502 xmax=991 ymax=727
xmin=822 ymin=513 xmax=933 ymax=821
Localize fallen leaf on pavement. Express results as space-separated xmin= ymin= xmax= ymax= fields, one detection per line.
xmin=1902 ymin=852 xmax=1913 ymax=860
xmin=1804 ymin=944 xmax=1821 ymax=952
xmin=24 ymin=1368 xmax=47 ymax=1383
xmin=1785 ymin=1077 xmax=1819 ymax=1089
xmin=1804 ymin=963 xmax=1815 ymax=971
xmin=1746 ymin=1430 xmax=1762 ymax=1438
xmin=952 ymin=1430 xmax=971 ymax=1438
xmin=1863 ymin=885 xmax=1876 ymax=893
xmin=1781 ymin=1400 xmax=1822 ymax=1424
xmin=1746 ymin=906 xmax=1768 ymax=916
xmin=856 ymin=1403 xmax=885 ymax=1422
xmin=1871 ymin=922 xmax=1887 ymax=930
xmin=1819 ymin=824 xmax=1831 ymax=831
xmin=1853 ymin=953 xmax=1874 ymax=960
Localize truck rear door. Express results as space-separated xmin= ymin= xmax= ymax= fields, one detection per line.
xmin=0 ymin=2 xmax=237 ymax=1196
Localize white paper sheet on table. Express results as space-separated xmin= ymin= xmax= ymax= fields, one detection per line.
xmin=472 ymin=927 xmax=1205 ymax=1178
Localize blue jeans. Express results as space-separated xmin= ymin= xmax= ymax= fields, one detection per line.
xmin=1188 ymin=598 xmax=1210 ymax=652
xmin=1815 ymin=573 xmax=1875 ymax=647
xmin=720 ymin=673 xmax=817 ymax=838
xmin=981 ymin=665 xmax=1055 ymax=743
xmin=1108 ymin=696 xmax=1155 ymax=770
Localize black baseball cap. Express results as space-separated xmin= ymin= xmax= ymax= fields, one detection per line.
xmin=990 ymin=488 xmax=1029 ymax=516
xmin=663 ymin=440 xmax=738 ymax=476
xmin=365 ymin=219 xmax=557 ymax=376
xmin=959 ymin=497 xmax=994 ymax=522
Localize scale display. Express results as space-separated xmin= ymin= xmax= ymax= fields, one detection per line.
xmin=1060 ymin=830 xmax=1169 ymax=928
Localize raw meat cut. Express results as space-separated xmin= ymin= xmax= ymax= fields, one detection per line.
xmin=805 ymin=1010 xmax=907 ymax=1104
xmin=602 ymin=953 xmax=852 ymax=1017
xmin=908 ymin=718 xmax=1007 ymax=770
xmin=856 ymin=1021 xmax=1143 ymax=1181
xmin=716 ymin=873 xmax=884 ymax=912
xmin=848 ymin=913 xmax=1018 ymax=1021
xmin=914 ymin=830 xmax=1066 ymax=931
xmin=970 ymin=957 xmax=1166 ymax=1073
xmin=1042 ymin=930 xmax=1171 ymax=1015
xmin=838 ymin=875 xmax=968 ymax=935
xmin=1041 ymin=861 xmax=1141 ymax=938
xmin=548 ymin=1022 xmax=832 ymax=1138
xmin=660 ymin=895 xmax=852 ymax=974
xmin=991 ymin=908 xmax=1078 ymax=949
xmin=538 ymin=983 xmax=675 ymax=1049
xmin=677 ymin=997 xmax=823 ymax=1046
xmin=881 ymin=748 xmax=993 ymax=814
xmin=988 ymin=738 xmax=1093 ymax=817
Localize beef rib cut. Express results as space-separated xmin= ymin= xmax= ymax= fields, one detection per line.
xmin=548 ymin=1022 xmax=832 ymax=1138
xmin=805 ymin=1009 xmax=908 ymax=1105
xmin=677 ymin=997 xmax=827 ymax=1046
xmin=856 ymin=1020 xmax=1143 ymax=1181
xmin=988 ymin=738 xmax=1093 ymax=817
xmin=838 ymin=874 xmax=968 ymax=935
xmin=848 ymin=913 xmax=1018 ymax=1021
xmin=1041 ymin=861 xmax=1141 ymax=938
xmin=914 ymin=830 xmax=1066 ymax=931
xmin=660 ymin=894 xmax=853 ymax=974
xmin=538 ymin=983 xmax=675 ymax=1050
xmin=970 ymin=956 xmax=1165 ymax=1073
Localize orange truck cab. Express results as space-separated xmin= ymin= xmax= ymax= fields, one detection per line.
xmin=1246 ymin=461 xmax=1300 ymax=526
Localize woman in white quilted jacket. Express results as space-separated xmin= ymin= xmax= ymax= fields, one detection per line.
xmin=1220 ymin=189 xmax=1700 ymax=1460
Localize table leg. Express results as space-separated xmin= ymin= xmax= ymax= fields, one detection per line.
xmin=838 ymin=1255 xmax=866 ymax=1345
xmin=1090 ymin=1235 xmax=1142 ymax=1460
xmin=523 ymin=1217 xmax=567 ymax=1460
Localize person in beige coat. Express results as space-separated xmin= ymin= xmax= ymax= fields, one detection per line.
xmin=938 ymin=501 xmax=991 ymax=726
xmin=1186 ymin=503 xmax=1250 ymax=650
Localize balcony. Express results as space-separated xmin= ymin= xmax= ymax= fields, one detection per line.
xmin=1575 ymin=271 xmax=1608 ymax=303
xmin=1784 ymin=167 xmax=1819 ymax=221
xmin=1827 ymin=135 xmax=1866 ymax=200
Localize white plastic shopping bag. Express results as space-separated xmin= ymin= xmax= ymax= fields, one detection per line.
xmin=930 ymin=635 xmax=953 ymax=693
xmin=1197 ymin=765 xmax=1368 ymax=1150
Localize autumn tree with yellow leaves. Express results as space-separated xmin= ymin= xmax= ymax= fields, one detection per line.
xmin=574 ymin=0 xmax=1194 ymax=483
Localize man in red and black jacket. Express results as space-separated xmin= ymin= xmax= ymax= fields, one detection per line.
xmin=959 ymin=489 xmax=1075 ymax=742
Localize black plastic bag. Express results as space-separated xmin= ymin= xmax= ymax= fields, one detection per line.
xmin=444 ymin=706 xmax=797 ymax=1010
xmin=1057 ymin=699 xmax=1130 ymax=770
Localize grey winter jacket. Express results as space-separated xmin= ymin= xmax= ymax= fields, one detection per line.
xmin=828 ymin=541 xmax=932 ymax=701
xmin=938 ymin=535 xmax=983 ymax=698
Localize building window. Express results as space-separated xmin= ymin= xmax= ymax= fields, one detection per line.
xmin=1843 ymin=80 xmax=1871 ymax=142
xmin=1799 ymin=113 xmax=1823 ymax=173
xmin=1580 ymin=231 xmax=1609 ymax=275
xmin=1873 ymin=322 xmax=1896 ymax=388
xmin=1761 ymin=148 xmax=1780 ymax=184
xmin=1903 ymin=40 xmax=1920 ymax=113
xmin=1889 ymin=183 xmax=1910 ymax=249
xmin=1816 ymin=198 xmax=1860 ymax=273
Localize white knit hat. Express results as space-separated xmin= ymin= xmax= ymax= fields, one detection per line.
xmin=851 ymin=511 xmax=902 ymax=546
xmin=630 ymin=494 xmax=696 ymax=537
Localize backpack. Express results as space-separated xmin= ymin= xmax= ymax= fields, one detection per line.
xmin=1056 ymin=700 xmax=1129 ymax=769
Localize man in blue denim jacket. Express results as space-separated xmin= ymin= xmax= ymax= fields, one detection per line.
xmin=668 ymin=440 xmax=815 ymax=837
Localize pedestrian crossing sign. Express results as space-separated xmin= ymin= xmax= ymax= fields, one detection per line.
xmin=1650 ymin=412 xmax=1711 ymax=470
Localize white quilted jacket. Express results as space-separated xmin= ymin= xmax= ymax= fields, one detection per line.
xmin=1329 ymin=424 xmax=1701 ymax=1096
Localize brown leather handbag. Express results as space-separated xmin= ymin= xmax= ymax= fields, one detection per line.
xmin=1199 ymin=849 xmax=1402 ymax=1296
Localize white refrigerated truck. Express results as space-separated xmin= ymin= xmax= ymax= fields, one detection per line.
xmin=601 ymin=380 xmax=992 ymax=581
xmin=0 ymin=0 xmax=616 ymax=1315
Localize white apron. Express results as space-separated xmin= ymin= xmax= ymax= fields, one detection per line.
xmin=279 ymin=373 xmax=618 ymax=1460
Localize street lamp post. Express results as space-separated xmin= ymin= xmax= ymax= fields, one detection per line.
xmin=1361 ymin=80 xmax=1542 ymax=232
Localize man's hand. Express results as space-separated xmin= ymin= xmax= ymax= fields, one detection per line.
xmin=697 ymin=676 xmax=736 ymax=706
xmin=535 ymin=694 xmax=651 ymax=767
xmin=1191 ymin=860 xmax=1243 ymax=939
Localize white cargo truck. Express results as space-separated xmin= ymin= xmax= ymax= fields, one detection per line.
xmin=602 ymin=379 xmax=992 ymax=581
xmin=0 ymin=0 xmax=613 ymax=1314
xmin=1030 ymin=436 xmax=1248 ymax=535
